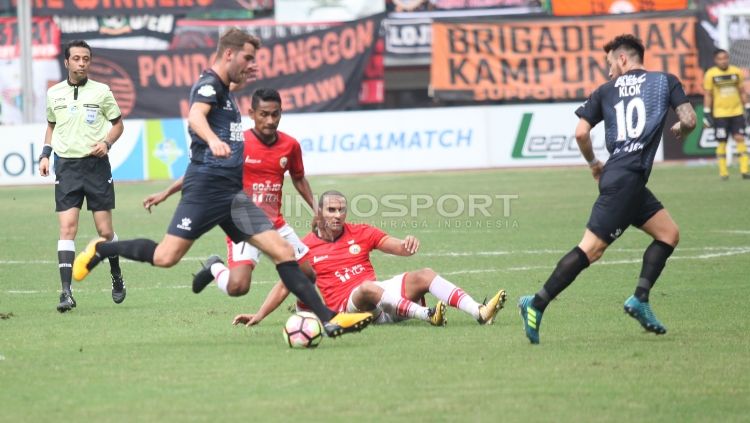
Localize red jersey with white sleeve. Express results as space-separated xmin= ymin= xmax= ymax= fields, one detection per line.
xmin=300 ymin=223 xmax=388 ymax=311
xmin=242 ymin=129 xmax=305 ymax=228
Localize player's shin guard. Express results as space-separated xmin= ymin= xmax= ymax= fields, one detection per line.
xmin=96 ymin=239 xmax=157 ymax=265
xmin=736 ymin=140 xmax=749 ymax=175
xmin=533 ymin=246 xmax=590 ymax=311
xmin=276 ymin=261 xmax=335 ymax=322
xmin=58 ymin=240 xmax=75 ymax=294
xmin=634 ymin=240 xmax=674 ymax=303
xmin=717 ymin=142 xmax=729 ymax=178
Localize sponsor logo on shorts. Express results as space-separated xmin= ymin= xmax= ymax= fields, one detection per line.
xmin=313 ymin=255 xmax=328 ymax=263
xmin=177 ymin=217 xmax=192 ymax=231
xmin=107 ymin=178 xmax=113 ymax=183
xmin=610 ymin=228 xmax=623 ymax=240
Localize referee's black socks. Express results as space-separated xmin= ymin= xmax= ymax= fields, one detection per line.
xmin=276 ymin=261 xmax=335 ymax=322
xmin=634 ymin=240 xmax=674 ymax=303
xmin=533 ymin=246 xmax=590 ymax=312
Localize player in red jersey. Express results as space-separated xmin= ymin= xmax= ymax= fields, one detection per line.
xmin=143 ymin=88 xmax=316 ymax=297
xmin=233 ymin=190 xmax=507 ymax=327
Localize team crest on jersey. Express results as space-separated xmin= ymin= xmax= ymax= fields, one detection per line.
xmin=197 ymin=84 xmax=216 ymax=98
xmin=279 ymin=156 xmax=288 ymax=168
xmin=349 ymin=244 xmax=361 ymax=254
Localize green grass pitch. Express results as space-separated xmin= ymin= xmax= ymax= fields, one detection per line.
xmin=0 ymin=164 xmax=748 ymax=422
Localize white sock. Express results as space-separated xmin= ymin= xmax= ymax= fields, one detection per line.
xmin=211 ymin=262 xmax=229 ymax=295
xmin=377 ymin=289 xmax=430 ymax=321
xmin=428 ymin=275 xmax=481 ymax=320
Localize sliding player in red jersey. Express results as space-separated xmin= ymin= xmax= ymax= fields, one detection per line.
xmin=233 ymin=190 xmax=507 ymax=327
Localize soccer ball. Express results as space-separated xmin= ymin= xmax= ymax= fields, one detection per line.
xmin=283 ymin=311 xmax=323 ymax=349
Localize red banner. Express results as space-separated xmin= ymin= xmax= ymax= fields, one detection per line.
xmin=16 ymin=0 xmax=273 ymax=16
xmin=430 ymin=14 xmax=702 ymax=102
xmin=73 ymin=15 xmax=383 ymax=118
xmin=0 ymin=17 xmax=60 ymax=60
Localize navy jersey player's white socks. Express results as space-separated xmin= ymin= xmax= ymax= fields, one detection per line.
xmin=58 ymin=240 xmax=75 ymax=294
xmin=428 ymin=275 xmax=481 ymax=320
xmin=376 ymin=289 xmax=431 ymax=321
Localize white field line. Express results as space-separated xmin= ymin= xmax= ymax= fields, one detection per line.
xmin=2 ymin=247 xmax=749 ymax=294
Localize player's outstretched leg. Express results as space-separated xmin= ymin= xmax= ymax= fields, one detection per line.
xmin=56 ymin=291 xmax=76 ymax=313
xmin=477 ymin=289 xmax=507 ymax=325
xmin=518 ymin=295 xmax=543 ymax=344
xmin=428 ymin=301 xmax=447 ymax=327
xmin=72 ymin=237 xmax=107 ymax=281
xmin=623 ymin=295 xmax=667 ymax=335
xmin=192 ymin=255 xmax=224 ymax=294
xmin=324 ymin=312 xmax=374 ymax=337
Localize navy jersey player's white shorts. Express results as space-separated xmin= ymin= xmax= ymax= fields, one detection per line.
xmin=586 ymin=169 xmax=664 ymax=244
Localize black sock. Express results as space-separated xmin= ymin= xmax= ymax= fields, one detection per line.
xmin=276 ymin=261 xmax=335 ymax=322
xmin=58 ymin=249 xmax=74 ymax=294
xmin=108 ymin=256 xmax=122 ymax=276
xmin=97 ymin=239 xmax=157 ymax=265
xmin=532 ymin=247 xmax=590 ymax=312
xmin=634 ymin=240 xmax=674 ymax=302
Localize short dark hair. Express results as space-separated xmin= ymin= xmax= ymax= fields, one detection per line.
xmin=217 ymin=27 xmax=261 ymax=56
xmin=251 ymin=88 xmax=282 ymax=109
xmin=318 ymin=190 xmax=346 ymax=210
xmin=64 ymin=40 xmax=92 ymax=60
xmin=603 ymin=34 xmax=645 ymax=63
xmin=714 ymin=49 xmax=728 ymax=57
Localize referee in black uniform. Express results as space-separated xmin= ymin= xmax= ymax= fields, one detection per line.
xmin=39 ymin=40 xmax=126 ymax=312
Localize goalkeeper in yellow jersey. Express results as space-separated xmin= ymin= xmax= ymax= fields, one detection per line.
xmin=703 ymin=49 xmax=750 ymax=180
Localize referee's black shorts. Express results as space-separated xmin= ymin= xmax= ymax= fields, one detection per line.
xmin=54 ymin=155 xmax=115 ymax=212
xmin=586 ymin=169 xmax=664 ymax=244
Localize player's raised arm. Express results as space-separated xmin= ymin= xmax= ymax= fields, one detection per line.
xmin=188 ymin=102 xmax=230 ymax=158
xmin=377 ymin=235 xmax=420 ymax=256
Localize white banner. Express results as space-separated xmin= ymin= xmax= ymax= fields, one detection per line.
xmin=0 ymin=104 xmax=664 ymax=185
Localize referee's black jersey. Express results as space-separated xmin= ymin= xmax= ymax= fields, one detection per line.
xmin=576 ymin=69 xmax=689 ymax=180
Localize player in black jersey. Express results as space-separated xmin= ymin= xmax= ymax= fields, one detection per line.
xmin=71 ymin=28 xmax=373 ymax=338
xmin=518 ymin=34 xmax=697 ymax=344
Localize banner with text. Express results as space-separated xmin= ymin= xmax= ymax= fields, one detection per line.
xmin=1 ymin=103 xmax=667 ymax=185
xmin=430 ymin=13 xmax=702 ymax=102
xmin=74 ymin=15 xmax=383 ymax=118
xmin=550 ymin=0 xmax=687 ymax=16
xmin=17 ymin=0 xmax=272 ymax=16
xmin=0 ymin=16 xmax=60 ymax=60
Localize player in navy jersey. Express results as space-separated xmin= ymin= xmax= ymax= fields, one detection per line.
xmin=71 ymin=28 xmax=373 ymax=338
xmin=518 ymin=34 xmax=697 ymax=344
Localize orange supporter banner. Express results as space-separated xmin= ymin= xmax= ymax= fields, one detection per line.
xmin=551 ymin=0 xmax=688 ymax=16
xmin=430 ymin=14 xmax=702 ymax=102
